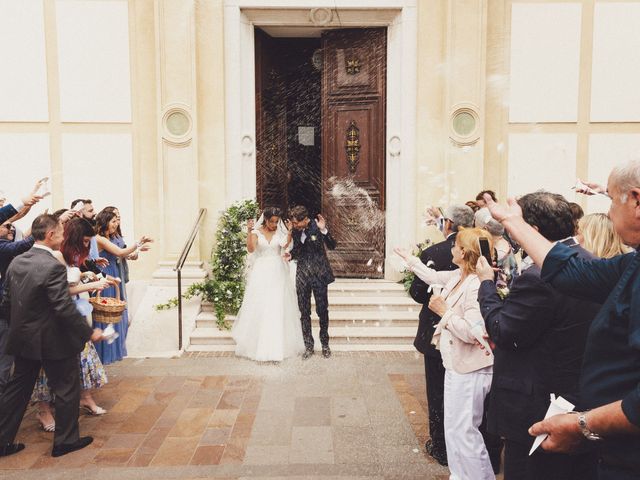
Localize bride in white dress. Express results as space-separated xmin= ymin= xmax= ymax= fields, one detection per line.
xmin=232 ymin=207 xmax=305 ymax=361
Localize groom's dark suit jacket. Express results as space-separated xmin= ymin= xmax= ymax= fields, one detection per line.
xmin=290 ymin=219 xmax=337 ymax=285
xmin=1 ymin=247 xmax=93 ymax=360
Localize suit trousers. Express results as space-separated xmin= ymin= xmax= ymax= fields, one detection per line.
xmin=424 ymin=353 xmax=446 ymax=453
xmin=296 ymin=280 xmax=329 ymax=350
xmin=444 ymin=366 xmax=494 ymax=480
xmin=0 ymin=319 xmax=13 ymax=393
xmin=0 ymin=355 xmax=81 ymax=448
xmin=504 ymin=438 xmax=597 ymax=480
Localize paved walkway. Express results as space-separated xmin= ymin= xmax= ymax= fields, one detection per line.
xmin=1 ymin=352 xmax=453 ymax=479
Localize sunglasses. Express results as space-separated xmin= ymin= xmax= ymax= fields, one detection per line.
xmin=1 ymin=223 xmax=13 ymax=229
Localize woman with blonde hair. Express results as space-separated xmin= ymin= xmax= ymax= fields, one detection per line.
xmin=577 ymin=213 xmax=633 ymax=258
xmin=395 ymin=227 xmax=495 ymax=480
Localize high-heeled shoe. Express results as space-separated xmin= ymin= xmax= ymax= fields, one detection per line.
xmin=81 ymin=405 xmax=107 ymax=416
xmin=36 ymin=412 xmax=55 ymax=432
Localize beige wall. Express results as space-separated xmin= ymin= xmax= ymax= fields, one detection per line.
xmin=2 ymin=0 xmax=640 ymax=282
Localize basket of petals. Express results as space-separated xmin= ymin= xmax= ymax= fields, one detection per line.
xmin=89 ymin=288 xmax=126 ymax=324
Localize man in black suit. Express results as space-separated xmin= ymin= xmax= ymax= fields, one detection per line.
xmin=0 ymin=214 xmax=103 ymax=458
xmin=287 ymin=205 xmax=337 ymax=359
xmin=477 ymin=192 xmax=600 ymax=480
xmin=409 ymin=204 xmax=474 ymax=466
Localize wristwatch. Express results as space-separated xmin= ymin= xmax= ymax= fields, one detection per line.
xmin=575 ymin=412 xmax=603 ymax=441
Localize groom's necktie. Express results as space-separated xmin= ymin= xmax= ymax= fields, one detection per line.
xmin=301 ymin=229 xmax=309 ymax=244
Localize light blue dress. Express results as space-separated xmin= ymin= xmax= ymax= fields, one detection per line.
xmin=93 ymin=235 xmax=129 ymax=365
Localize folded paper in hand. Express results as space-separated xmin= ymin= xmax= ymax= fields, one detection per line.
xmin=529 ymin=394 xmax=575 ymax=456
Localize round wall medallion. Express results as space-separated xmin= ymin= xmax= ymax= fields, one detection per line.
xmin=449 ymin=105 xmax=480 ymax=146
xmin=162 ymin=106 xmax=193 ymax=146
xmin=166 ymin=111 xmax=190 ymax=136
xmin=309 ymin=8 xmax=332 ymax=26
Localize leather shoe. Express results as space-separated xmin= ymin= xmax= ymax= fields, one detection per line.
xmin=302 ymin=349 xmax=314 ymax=360
xmin=51 ymin=436 xmax=93 ymax=457
xmin=322 ymin=346 xmax=331 ymax=358
xmin=0 ymin=443 xmax=25 ymax=457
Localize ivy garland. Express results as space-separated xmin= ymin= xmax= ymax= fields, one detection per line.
xmin=155 ymin=199 xmax=260 ymax=330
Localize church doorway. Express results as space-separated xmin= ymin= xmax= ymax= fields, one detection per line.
xmin=255 ymin=27 xmax=387 ymax=278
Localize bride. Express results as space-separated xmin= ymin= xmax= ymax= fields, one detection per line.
xmin=231 ymin=207 xmax=305 ymax=361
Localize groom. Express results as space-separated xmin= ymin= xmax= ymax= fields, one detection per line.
xmin=287 ymin=206 xmax=337 ymax=359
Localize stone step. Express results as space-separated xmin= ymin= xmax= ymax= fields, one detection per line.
xmin=195 ymin=309 xmax=420 ymax=323
xmin=189 ymin=326 xmax=416 ymax=346
xmin=196 ymin=318 xmax=418 ymax=328
xmin=185 ymin=343 xmax=415 ymax=353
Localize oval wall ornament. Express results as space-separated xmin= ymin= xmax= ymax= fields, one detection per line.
xmin=449 ymin=104 xmax=481 ymax=147
xmin=162 ymin=105 xmax=193 ymax=147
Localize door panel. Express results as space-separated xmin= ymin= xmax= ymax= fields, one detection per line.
xmin=322 ymin=28 xmax=386 ymax=278
xmin=255 ymin=29 xmax=288 ymax=213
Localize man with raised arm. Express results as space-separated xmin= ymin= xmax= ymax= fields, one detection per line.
xmin=483 ymin=160 xmax=640 ymax=479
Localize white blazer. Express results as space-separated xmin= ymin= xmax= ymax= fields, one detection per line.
xmin=408 ymin=258 xmax=494 ymax=374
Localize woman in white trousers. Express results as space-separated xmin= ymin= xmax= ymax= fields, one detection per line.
xmin=396 ymin=227 xmax=495 ymax=480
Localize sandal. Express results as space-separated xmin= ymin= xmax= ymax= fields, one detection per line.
xmin=36 ymin=412 xmax=55 ymax=432
xmin=82 ymin=405 xmax=107 ymax=416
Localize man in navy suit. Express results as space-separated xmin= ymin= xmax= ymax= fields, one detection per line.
xmin=477 ymin=192 xmax=599 ymax=479
xmin=287 ymin=205 xmax=337 ymax=359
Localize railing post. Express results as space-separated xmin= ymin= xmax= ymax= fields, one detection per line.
xmin=177 ymin=269 xmax=183 ymax=351
xmin=174 ymin=208 xmax=206 ymax=353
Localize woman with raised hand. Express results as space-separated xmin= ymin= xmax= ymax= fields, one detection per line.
xmin=94 ymin=209 xmax=152 ymax=364
xmin=232 ymin=207 xmax=304 ymax=362
xmin=395 ymin=227 xmax=495 ymax=480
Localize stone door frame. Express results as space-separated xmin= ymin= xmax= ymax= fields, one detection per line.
xmin=223 ymin=0 xmax=418 ymax=279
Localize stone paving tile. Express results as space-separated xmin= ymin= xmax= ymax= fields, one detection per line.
xmin=289 ymin=426 xmax=334 ymax=464
xmin=200 ymin=427 xmax=232 ymax=445
xmin=190 ymin=445 xmax=226 ymax=465
xmin=150 ymin=435 xmax=200 ymax=466
xmin=248 ymin=410 xmax=293 ymax=446
xmin=331 ymin=395 xmax=370 ymax=427
xmin=292 ymin=396 xmax=331 ymax=426
xmin=243 ymin=445 xmax=290 ymax=465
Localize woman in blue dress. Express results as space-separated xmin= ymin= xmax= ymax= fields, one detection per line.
xmin=94 ymin=209 xmax=152 ymax=364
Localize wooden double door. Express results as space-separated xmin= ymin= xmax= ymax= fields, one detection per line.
xmin=255 ymin=28 xmax=386 ymax=278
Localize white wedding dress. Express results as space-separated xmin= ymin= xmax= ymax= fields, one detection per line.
xmin=231 ymin=228 xmax=305 ymax=361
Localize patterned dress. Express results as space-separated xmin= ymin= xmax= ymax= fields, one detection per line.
xmin=93 ymin=235 xmax=129 ymax=365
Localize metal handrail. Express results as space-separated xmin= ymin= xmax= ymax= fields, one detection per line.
xmin=174 ymin=208 xmax=207 ymax=350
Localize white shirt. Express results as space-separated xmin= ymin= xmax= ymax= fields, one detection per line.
xmin=33 ymin=243 xmax=54 ymax=256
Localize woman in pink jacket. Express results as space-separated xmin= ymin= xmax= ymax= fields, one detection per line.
xmin=396 ymin=227 xmax=495 ymax=480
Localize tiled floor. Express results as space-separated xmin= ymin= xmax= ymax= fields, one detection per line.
xmin=1 ymin=353 xmax=453 ymax=479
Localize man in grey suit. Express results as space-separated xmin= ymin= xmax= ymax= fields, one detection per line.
xmin=0 ymin=214 xmax=103 ymax=458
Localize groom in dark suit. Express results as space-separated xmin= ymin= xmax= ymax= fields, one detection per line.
xmin=287 ymin=205 xmax=337 ymax=359
xmin=0 ymin=214 xmax=102 ymax=458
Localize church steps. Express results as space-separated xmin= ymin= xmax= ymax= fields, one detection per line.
xmin=188 ymin=280 xmax=421 ymax=352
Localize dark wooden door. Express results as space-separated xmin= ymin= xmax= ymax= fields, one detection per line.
xmin=255 ymin=29 xmax=288 ymax=213
xmin=322 ymin=28 xmax=386 ymax=278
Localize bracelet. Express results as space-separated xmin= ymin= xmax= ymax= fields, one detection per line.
xmin=568 ymin=411 xmax=603 ymax=441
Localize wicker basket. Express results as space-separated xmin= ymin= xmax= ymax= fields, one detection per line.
xmin=89 ymin=288 xmax=127 ymax=324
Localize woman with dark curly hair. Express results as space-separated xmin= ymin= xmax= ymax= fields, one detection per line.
xmin=94 ymin=209 xmax=152 ymax=364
